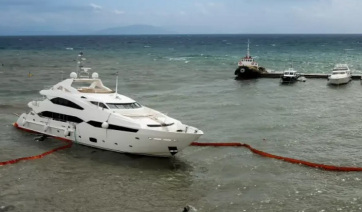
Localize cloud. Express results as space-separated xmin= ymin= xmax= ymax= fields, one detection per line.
xmin=179 ymin=11 xmax=186 ymax=16
xmin=114 ymin=10 xmax=125 ymax=15
xmin=3 ymin=0 xmax=362 ymax=34
xmin=90 ymin=3 xmax=102 ymax=10
xmin=207 ymin=2 xmax=216 ymax=7
xmin=194 ymin=2 xmax=224 ymax=15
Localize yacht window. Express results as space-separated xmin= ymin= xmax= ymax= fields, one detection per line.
xmin=89 ymin=137 xmax=97 ymax=143
xmin=50 ymin=97 xmax=84 ymax=110
xmin=332 ymin=72 xmax=345 ymax=75
xmin=334 ymin=68 xmax=348 ymax=71
xmin=90 ymin=101 xmax=108 ymax=109
xmin=106 ymin=102 xmax=142 ymax=109
xmin=147 ymin=123 xmax=174 ymax=127
xmin=38 ymin=111 xmax=83 ymax=123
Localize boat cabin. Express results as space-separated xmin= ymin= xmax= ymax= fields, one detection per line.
xmin=333 ymin=64 xmax=349 ymax=71
xmin=283 ymin=69 xmax=298 ymax=77
xmin=238 ymin=40 xmax=259 ymax=67
xmin=331 ymin=71 xmax=347 ymax=75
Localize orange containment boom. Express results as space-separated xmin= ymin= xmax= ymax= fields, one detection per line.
xmin=0 ymin=123 xmax=73 ymax=166
xmin=191 ymin=142 xmax=362 ymax=172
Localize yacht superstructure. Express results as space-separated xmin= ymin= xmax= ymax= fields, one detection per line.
xmin=14 ymin=53 xmax=203 ymax=157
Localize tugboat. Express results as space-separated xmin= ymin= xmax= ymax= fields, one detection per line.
xmin=234 ymin=40 xmax=267 ymax=79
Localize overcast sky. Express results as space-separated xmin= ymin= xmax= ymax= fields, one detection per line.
xmin=1 ymin=0 xmax=362 ymax=34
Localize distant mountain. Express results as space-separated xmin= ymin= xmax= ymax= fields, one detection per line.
xmin=94 ymin=24 xmax=175 ymax=35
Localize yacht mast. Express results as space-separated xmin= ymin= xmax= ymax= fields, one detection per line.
xmin=247 ymin=39 xmax=250 ymax=58
xmin=115 ymin=71 xmax=119 ymax=95
xmin=77 ymin=52 xmax=84 ymax=78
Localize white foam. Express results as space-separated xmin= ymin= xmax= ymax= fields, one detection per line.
xmin=65 ymin=47 xmax=73 ymax=50
xmin=168 ymin=57 xmax=187 ymax=61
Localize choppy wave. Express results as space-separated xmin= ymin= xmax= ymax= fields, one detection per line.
xmin=0 ymin=104 xmax=15 ymax=109
xmin=266 ymin=69 xmax=277 ymax=73
xmin=168 ymin=57 xmax=187 ymax=61
xmin=65 ymin=47 xmax=73 ymax=50
xmin=0 ymin=104 xmax=28 ymax=114
xmin=166 ymin=54 xmax=218 ymax=61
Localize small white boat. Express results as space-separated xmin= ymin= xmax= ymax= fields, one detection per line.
xmin=280 ymin=63 xmax=306 ymax=84
xmin=280 ymin=68 xmax=299 ymax=84
xmin=327 ymin=64 xmax=351 ymax=85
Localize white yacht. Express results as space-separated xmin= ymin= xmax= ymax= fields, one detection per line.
xmin=327 ymin=64 xmax=351 ymax=85
xmin=14 ymin=52 xmax=203 ymax=157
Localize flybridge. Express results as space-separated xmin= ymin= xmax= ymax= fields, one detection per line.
xmin=62 ymin=52 xmax=117 ymax=94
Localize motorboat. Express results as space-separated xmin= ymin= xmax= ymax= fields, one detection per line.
xmin=280 ymin=64 xmax=306 ymax=84
xmin=14 ymin=52 xmax=203 ymax=157
xmin=327 ymin=64 xmax=351 ymax=85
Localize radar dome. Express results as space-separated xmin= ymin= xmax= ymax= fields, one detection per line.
xmin=92 ymin=72 xmax=99 ymax=79
xmin=70 ymin=72 xmax=77 ymax=79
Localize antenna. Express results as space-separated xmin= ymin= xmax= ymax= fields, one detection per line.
xmin=76 ymin=52 xmax=84 ymax=77
xmin=115 ymin=71 xmax=119 ymax=96
xmin=247 ymin=39 xmax=250 ymax=58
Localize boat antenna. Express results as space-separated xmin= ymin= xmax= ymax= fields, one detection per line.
xmin=115 ymin=71 xmax=119 ymax=96
xmin=77 ymin=52 xmax=84 ymax=78
xmin=247 ymin=39 xmax=250 ymax=58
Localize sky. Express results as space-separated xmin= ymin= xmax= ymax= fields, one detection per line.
xmin=1 ymin=0 xmax=362 ymax=34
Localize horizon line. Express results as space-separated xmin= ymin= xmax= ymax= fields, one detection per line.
xmin=2 ymin=33 xmax=362 ymax=37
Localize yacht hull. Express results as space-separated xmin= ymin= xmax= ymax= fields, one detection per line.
xmin=15 ymin=113 xmax=203 ymax=157
xmin=280 ymin=76 xmax=298 ymax=84
xmin=328 ymin=77 xmax=351 ymax=85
